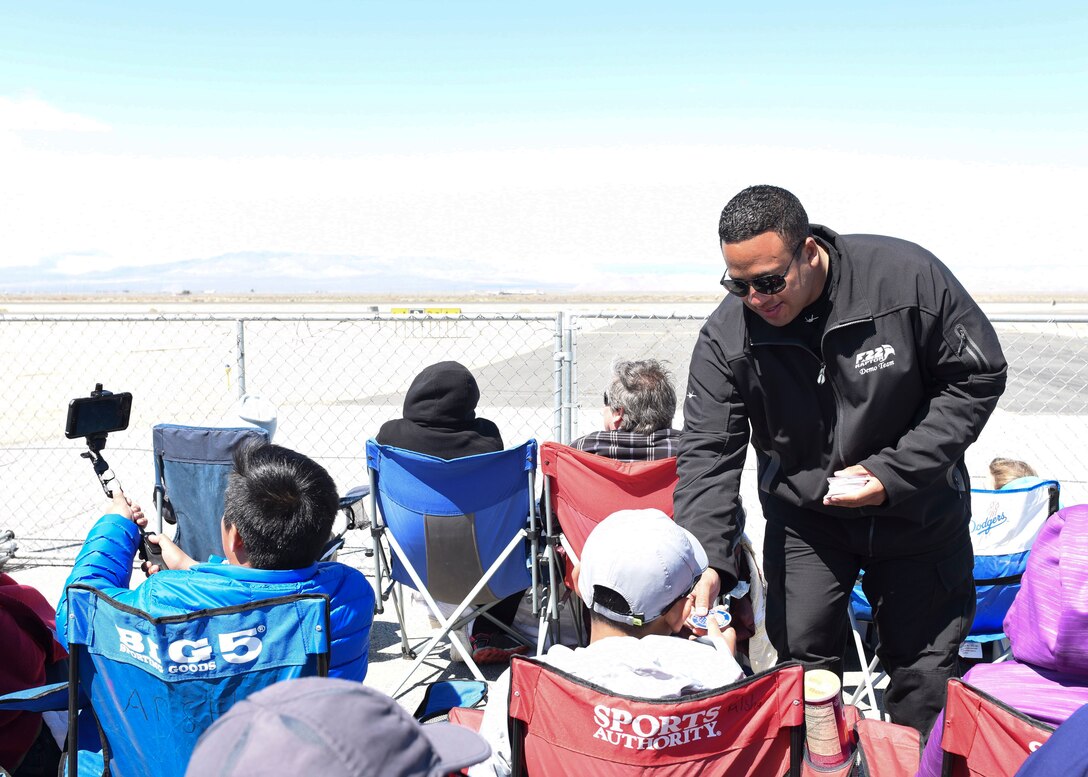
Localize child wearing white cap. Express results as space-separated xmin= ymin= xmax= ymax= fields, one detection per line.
xmin=469 ymin=508 xmax=743 ymax=776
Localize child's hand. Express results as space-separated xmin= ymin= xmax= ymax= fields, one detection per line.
xmin=110 ymin=490 xmax=146 ymax=528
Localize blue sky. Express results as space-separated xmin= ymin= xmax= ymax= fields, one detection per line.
xmin=1 ymin=1 xmax=1085 ymax=293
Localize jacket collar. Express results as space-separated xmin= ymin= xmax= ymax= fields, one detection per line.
xmin=192 ymin=557 xmax=319 ymax=583
xmin=743 ymin=224 xmax=873 ymax=347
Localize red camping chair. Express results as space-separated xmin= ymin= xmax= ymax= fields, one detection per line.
xmin=507 ymin=656 xmax=806 ymax=777
xmin=854 ymin=679 xmax=1055 ymax=777
xmin=538 ymin=442 xmax=678 ymax=647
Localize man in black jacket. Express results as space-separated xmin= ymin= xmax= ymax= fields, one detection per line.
xmin=675 ymin=185 xmax=1007 ymax=734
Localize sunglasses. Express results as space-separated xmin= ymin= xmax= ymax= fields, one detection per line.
xmin=719 ymin=240 xmax=805 ymax=298
xmin=603 ymin=391 xmax=611 ymax=406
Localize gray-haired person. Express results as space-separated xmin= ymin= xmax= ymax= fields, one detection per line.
xmin=572 ymin=358 xmax=680 ymax=461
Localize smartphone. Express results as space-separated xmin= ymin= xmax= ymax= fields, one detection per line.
xmin=65 ymin=393 xmax=133 ymax=439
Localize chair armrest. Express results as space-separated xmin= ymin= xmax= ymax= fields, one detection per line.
xmin=0 ymin=681 xmax=70 ymax=713
xmin=448 ymin=707 xmax=484 ymax=732
xmin=854 ymin=718 xmax=922 ymax=777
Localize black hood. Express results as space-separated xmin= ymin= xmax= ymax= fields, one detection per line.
xmin=376 ymin=361 xmax=504 ymax=460
xmin=402 ymin=361 xmax=481 ymax=430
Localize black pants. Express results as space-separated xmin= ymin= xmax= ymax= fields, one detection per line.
xmin=470 ymin=590 xmax=524 ymax=638
xmin=763 ymin=508 xmax=975 ymax=736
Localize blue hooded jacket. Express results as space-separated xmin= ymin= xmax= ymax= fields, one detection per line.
xmin=56 ymin=513 xmax=374 ymax=681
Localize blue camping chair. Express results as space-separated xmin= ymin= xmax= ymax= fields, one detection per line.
xmin=965 ymin=479 xmax=1060 ymax=652
xmin=847 ymin=479 xmax=1060 ymax=714
xmin=366 ymin=439 xmax=540 ymax=695
xmin=0 ymin=584 xmax=330 ymax=777
xmin=153 ymin=424 xmax=271 ymax=562
xmin=154 ymin=424 xmax=368 ymax=564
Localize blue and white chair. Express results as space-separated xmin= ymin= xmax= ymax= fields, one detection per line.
xmin=0 ymin=584 xmax=330 ymax=777
xmin=366 ymin=439 xmax=540 ymax=694
xmin=965 ymin=478 xmax=1060 ymax=656
xmin=847 ymin=478 xmax=1060 ymax=715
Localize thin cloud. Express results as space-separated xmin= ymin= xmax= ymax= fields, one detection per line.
xmin=0 ymin=95 xmax=109 ymax=133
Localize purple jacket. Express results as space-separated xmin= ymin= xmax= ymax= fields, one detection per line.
xmin=917 ymin=504 xmax=1088 ymax=777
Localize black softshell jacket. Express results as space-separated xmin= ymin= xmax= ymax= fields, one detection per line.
xmin=675 ymin=226 xmax=1008 ymax=587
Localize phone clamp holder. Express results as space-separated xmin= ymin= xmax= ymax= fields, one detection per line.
xmin=79 ymin=384 xmax=122 ymax=498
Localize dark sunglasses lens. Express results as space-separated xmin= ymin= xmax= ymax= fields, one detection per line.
xmin=603 ymin=391 xmax=610 ymax=406
xmin=720 ymin=278 xmax=749 ymax=297
xmin=750 ymin=274 xmax=787 ymax=295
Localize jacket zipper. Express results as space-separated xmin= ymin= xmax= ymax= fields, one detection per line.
xmin=819 ymin=319 xmax=868 ymax=471
xmin=955 ymin=324 xmax=987 ymax=371
xmin=749 ymin=316 xmax=868 ymax=495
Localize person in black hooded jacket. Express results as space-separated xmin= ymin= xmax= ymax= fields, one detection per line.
xmin=377 ymin=361 xmax=528 ymax=664
xmin=675 ymin=186 xmax=1007 ymax=736
xmin=377 ymin=361 xmax=504 ymax=460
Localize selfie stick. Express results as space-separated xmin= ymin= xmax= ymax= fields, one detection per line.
xmin=81 ymin=384 xmax=122 ymax=498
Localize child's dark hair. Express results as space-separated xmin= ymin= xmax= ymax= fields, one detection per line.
xmin=222 ymin=442 xmax=338 ymax=569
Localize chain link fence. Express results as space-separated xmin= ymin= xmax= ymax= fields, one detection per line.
xmin=3 ymin=312 xmax=1086 ymax=565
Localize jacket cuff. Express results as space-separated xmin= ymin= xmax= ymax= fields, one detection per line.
xmin=856 ymin=458 xmax=906 ymax=507
xmin=710 ymin=563 xmax=739 ymax=597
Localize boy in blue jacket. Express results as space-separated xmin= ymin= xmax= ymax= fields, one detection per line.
xmin=57 ymin=442 xmax=375 ymax=681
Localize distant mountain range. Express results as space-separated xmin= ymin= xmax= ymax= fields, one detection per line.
xmin=0 ymin=252 xmax=578 ymax=294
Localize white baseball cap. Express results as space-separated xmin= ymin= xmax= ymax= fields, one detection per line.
xmin=577 ymin=508 xmax=708 ymax=627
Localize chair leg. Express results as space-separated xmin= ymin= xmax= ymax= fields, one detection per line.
xmin=848 ymin=609 xmax=881 ymax=716
xmin=389 ymin=583 xmax=415 ymax=660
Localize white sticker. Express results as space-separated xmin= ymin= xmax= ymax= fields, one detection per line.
xmin=958 ymin=641 xmax=983 ymax=659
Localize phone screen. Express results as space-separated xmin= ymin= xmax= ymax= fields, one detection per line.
xmin=65 ymin=393 xmax=133 ymax=438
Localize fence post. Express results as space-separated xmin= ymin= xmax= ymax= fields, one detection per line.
xmin=235 ymin=319 xmax=247 ymax=397
xmin=553 ymin=313 xmax=565 ymax=442
xmin=562 ymin=318 xmax=574 ymax=443
xmin=569 ymin=316 xmax=580 ymax=441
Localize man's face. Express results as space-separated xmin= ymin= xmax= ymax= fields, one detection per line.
xmin=721 ymin=231 xmax=822 ymax=327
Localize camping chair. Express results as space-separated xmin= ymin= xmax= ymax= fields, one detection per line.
xmin=963 ymin=480 xmax=1059 ymax=659
xmin=0 ymin=584 xmax=331 ymax=777
xmin=153 ymin=424 xmax=271 ymax=562
xmin=153 ymin=423 xmax=368 ymax=564
xmin=854 ymin=679 xmax=1054 ymax=777
xmin=506 ymin=656 xmax=806 ymax=776
xmin=847 ymin=480 xmax=1059 ymax=716
xmin=366 ymin=439 xmax=540 ymax=695
xmin=538 ymin=442 xmax=678 ymax=649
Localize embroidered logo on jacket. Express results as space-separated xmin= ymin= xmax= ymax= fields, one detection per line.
xmin=854 ymin=344 xmax=896 ymax=375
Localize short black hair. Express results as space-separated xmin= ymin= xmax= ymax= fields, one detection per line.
xmin=718 ymin=185 xmax=810 ymax=249
xmin=222 ymin=442 xmax=339 ymax=570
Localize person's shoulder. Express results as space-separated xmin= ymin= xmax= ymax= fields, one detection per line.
xmin=840 ymin=233 xmax=938 ymax=266
xmin=570 ymin=431 xmax=605 ymax=449
xmin=312 ymin=562 xmax=376 ymax=603
xmin=698 ymin=297 xmax=748 ymax=357
xmin=473 ymin=418 xmax=504 ymax=450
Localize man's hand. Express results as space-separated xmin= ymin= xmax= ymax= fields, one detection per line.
xmin=823 ymin=465 xmax=887 ymax=508
xmin=110 ymin=490 xmax=147 ymax=528
xmin=692 ymin=567 xmax=722 ymax=617
xmin=140 ymin=533 xmax=197 ymax=576
xmin=707 ymin=615 xmax=737 ymax=655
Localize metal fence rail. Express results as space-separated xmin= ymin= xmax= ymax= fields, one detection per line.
xmin=3 ymin=311 xmax=1086 ymax=565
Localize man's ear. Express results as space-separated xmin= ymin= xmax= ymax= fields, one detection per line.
xmin=604 ymin=405 xmax=625 ymax=431
xmin=571 ymin=564 xmax=581 ymax=594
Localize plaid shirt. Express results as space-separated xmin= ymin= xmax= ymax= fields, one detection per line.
xmin=569 ymin=428 xmax=681 ymax=461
